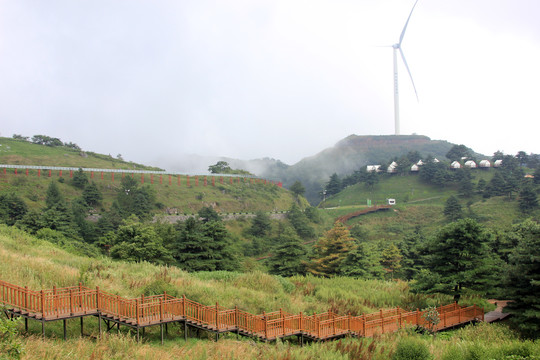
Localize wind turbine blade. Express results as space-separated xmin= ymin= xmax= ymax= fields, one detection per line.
xmin=399 ymin=0 xmax=419 ymax=45
xmin=399 ymin=48 xmax=419 ymax=101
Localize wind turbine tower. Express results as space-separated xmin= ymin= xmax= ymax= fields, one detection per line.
xmin=392 ymin=0 xmax=419 ymax=135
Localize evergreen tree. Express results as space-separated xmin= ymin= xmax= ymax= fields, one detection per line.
xmin=443 ymin=196 xmax=463 ymax=222
xmin=174 ymin=218 xmax=236 ymax=271
xmin=399 ymin=229 xmax=427 ymax=280
xmin=198 ymin=206 xmax=220 ymax=223
xmin=249 ymin=211 xmax=272 ymax=237
xmin=0 ymin=193 xmax=28 ymax=226
xmin=326 ymin=173 xmax=342 ymax=196
xmin=534 ymin=167 xmax=540 ymax=185
xmin=109 ymin=217 xmax=173 ymax=264
xmin=476 ymin=178 xmax=487 ymax=196
xmin=446 ymin=144 xmax=472 ymax=162
xmin=381 ymin=243 xmax=402 ymax=279
xmin=504 ymin=219 xmax=540 ymax=338
xmin=307 ymin=222 xmax=355 ymax=277
xmin=267 ymin=226 xmax=306 ymax=277
xmin=340 ymin=242 xmax=383 ymax=279
xmin=486 ymin=171 xmax=506 ymax=197
xmin=45 ymin=181 xmax=64 ymax=208
xmin=71 ymin=168 xmax=88 ymax=189
xmin=289 ymin=181 xmax=305 ymax=198
xmin=412 ymin=219 xmax=496 ymax=302
xmin=287 ymin=203 xmax=315 ymax=239
xmin=518 ymin=183 xmax=539 ymax=213
xmin=82 ymin=182 xmax=102 ymax=207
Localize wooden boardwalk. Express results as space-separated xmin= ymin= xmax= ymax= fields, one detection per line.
xmin=0 ymin=279 xmax=484 ymax=344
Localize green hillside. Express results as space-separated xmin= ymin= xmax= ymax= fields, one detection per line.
xmin=263 ymin=134 xmax=471 ymax=203
xmin=0 ymin=137 xmax=296 ymax=214
xmin=3 ymin=225 xmax=536 ymax=360
xmin=320 ymin=169 xmax=536 ymax=241
xmin=0 ymin=137 xmax=162 ymax=170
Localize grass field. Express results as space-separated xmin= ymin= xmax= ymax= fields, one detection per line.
xmin=1 ymin=225 xmax=536 ymax=360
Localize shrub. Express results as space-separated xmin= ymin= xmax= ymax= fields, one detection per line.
xmin=0 ymin=307 xmax=24 ymax=359
xmin=392 ymin=337 xmax=432 ymax=360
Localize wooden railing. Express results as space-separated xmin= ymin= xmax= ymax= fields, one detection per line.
xmin=0 ymin=279 xmax=484 ymax=342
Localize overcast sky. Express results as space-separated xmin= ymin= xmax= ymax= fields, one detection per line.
xmin=1 ymin=0 xmax=539 ymax=169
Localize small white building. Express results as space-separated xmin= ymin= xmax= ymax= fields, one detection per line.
xmin=417 ymin=160 xmax=424 ymax=166
xmin=387 ymin=198 xmax=396 ymax=205
xmin=367 ymin=165 xmax=381 ymax=173
xmin=433 ymin=158 xmax=440 ymax=163
xmin=465 ymin=160 xmax=477 ymax=168
xmin=387 ymin=165 xmax=397 ymax=174
xmin=479 ymin=160 xmax=491 ymax=168
xmin=451 ymin=161 xmax=462 ymax=169
xmin=494 ymin=159 xmax=503 ymax=167
xmin=411 ymin=164 xmax=419 ymax=172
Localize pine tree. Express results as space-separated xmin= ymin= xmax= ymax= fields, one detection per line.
xmin=174 ymin=218 xmax=236 ymax=271
xmin=340 ymin=242 xmax=383 ymax=279
xmin=71 ymin=168 xmax=88 ymax=189
xmin=443 ymin=196 xmax=463 ymax=222
xmin=381 ymin=243 xmax=403 ymax=279
xmin=267 ymin=226 xmax=306 ymax=277
xmin=504 ymin=219 xmax=540 ymax=338
xmin=307 ymin=222 xmax=355 ymax=277
xmin=82 ymin=182 xmax=102 ymax=207
xmin=412 ymin=219 xmax=496 ymax=302
xmin=518 ymin=183 xmax=539 ymax=213
xmin=45 ymin=181 xmax=64 ymax=208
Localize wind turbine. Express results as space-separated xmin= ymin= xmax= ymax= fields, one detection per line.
xmin=391 ymin=0 xmax=419 ymax=135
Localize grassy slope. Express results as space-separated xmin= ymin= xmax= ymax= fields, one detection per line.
xmin=0 ymin=137 xmax=162 ymax=170
xmin=0 ymin=137 xmax=297 ymax=213
xmin=2 ymin=225 xmax=536 ymax=360
xmin=319 ymin=171 xmax=532 ymax=242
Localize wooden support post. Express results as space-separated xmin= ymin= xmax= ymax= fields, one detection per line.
xmin=40 ymin=290 xmax=45 ymax=320
xmin=63 ymin=319 xmax=67 ymax=340
xmin=160 ymin=298 xmax=163 ymax=323
xmin=184 ymin=321 xmax=188 ymax=341
xmin=136 ymin=299 xmax=140 ymax=327
xmin=182 ymin=295 xmax=186 ymax=317
xmin=161 ymin=323 xmax=164 ymax=345
xmin=136 ymin=327 xmax=140 ymax=342
xmin=263 ymin=311 xmax=268 ymax=340
xmin=81 ymin=317 xmax=84 ymax=337
xmin=98 ymin=313 xmax=102 ymax=339
xmin=215 ymin=302 xmax=219 ymax=331
xmin=69 ymin=289 xmax=74 ymax=315
xmin=42 ymin=320 xmax=45 ymax=340
xmin=443 ymin=312 xmax=446 ymax=328
xmin=117 ymin=322 xmax=120 ymax=334
xmin=282 ymin=310 xmax=285 ymax=337
xmin=25 ymin=318 xmax=28 ymax=332
xmin=363 ymin=314 xmax=366 ymax=337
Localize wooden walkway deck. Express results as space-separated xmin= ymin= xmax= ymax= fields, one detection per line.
xmin=0 ymin=279 xmax=484 ymax=344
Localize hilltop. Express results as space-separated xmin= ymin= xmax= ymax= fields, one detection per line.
xmin=258 ymin=134 xmax=469 ymax=203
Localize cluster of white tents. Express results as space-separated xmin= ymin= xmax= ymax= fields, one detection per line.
xmin=366 ymin=158 xmax=502 ymax=174
xmin=450 ymin=159 xmax=502 ymax=170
